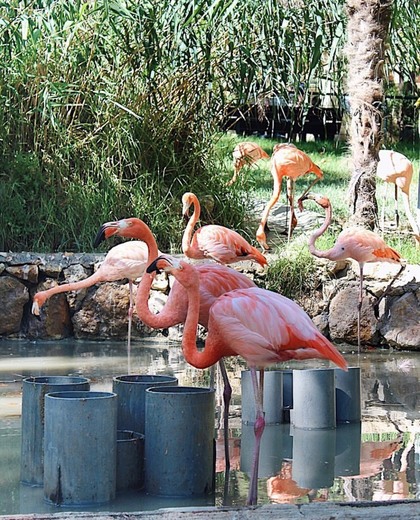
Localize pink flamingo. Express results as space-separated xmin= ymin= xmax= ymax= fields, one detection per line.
xmin=94 ymin=217 xmax=256 ymax=468
xmin=32 ymin=240 xmax=153 ymax=372
xmin=182 ymin=192 xmax=267 ymax=267
xmin=229 ymin=142 xmax=270 ymax=186
xmin=299 ymin=193 xmax=403 ymax=351
xmin=146 ymin=254 xmax=348 ymax=505
xmin=376 ymin=150 xmax=420 ymax=245
xmin=256 ymin=143 xmax=323 ymax=249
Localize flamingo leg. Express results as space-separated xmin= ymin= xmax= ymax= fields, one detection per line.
xmin=256 ymin=175 xmax=283 ymax=251
xmin=394 ymin=184 xmax=400 ymax=228
xmin=400 ymin=191 xmax=420 ymax=245
xmin=373 ymin=264 xmax=406 ymax=317
xmin=246 ymin=367 xmax=265 ymax=506
xmin=218 ymin=359 xmax=232 ymax=472
xmin=357 ymin=265 xmax=364 ymax=355
xmin=380 ymin=182 xmax=388 ymax=233
xmin=286 ymin=178 xmax=297 ymax=242
xmin=127 ymin=280 xmax=134 ymax=374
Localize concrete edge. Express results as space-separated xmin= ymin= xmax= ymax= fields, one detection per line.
xmin=2 ymin=500 xmax=420 ymax=520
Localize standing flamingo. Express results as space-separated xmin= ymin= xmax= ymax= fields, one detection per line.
xmin=94 ymin=217 xmax=256 ymax=469
xmin=32 ymin=240 xmax=153 ymax=372
xmin=256 ymin=143 xmax=323 ymax=249
xmin=376 ymin=150 xmax=420 ymax=245
xmin=146 ymin=254 xmax=348 ymax=505
xmin=182 ymin=192 xmax=267 ymax=267
xmin=299 ymin=193 xmax=402 ymax=351
xmin=228 ymin=142 xmax=270 ymax=186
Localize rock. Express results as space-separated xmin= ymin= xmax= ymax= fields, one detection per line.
xmin=312 ymin=312 xmax=329 ymax=337
xmin=72 ymin=282 xmax=145 ymax=339
xmin=27 ymin=280 xmax=73 ymax=339
xmin=62 ymin=264 xmax=92 ymax=311
xmin=0 ymin=251 xmax=419 ymax=350
xmin=6 ymin=264 xmax=39 ymax=284
xmin=151 ymin=272 xmax=170 ymax=292
xmin=379 ymin=291 xmax=420 ymax=349
xmin=0 ymin=276 xmax=29 ymax=335
xmin=328 ymin=283 xmax=379 ymax=345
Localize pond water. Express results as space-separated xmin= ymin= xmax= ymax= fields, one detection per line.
xmin=0 ymin=338 xmax=419 ymax=515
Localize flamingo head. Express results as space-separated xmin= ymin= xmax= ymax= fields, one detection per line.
xmin=181 ymin=192 xmax=195 ymax=218
xmin=146 ymin=255 xmax=198 ymax=288
xmin=93 ymin=218 xmax=141 ymax=246
xmin=297 ymin=192 xmax=330 ymax=212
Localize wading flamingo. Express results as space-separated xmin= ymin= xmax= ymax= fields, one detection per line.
xmin=376 ymin=150 xmax=420 ymax=245
xmin=228 ymin=142 xmax=270 ymax=186
xmin=182 ymin=192 xmax=267 ymax=267
xmin=256 ymin=143 xmax=323 ymax=249
xmin=94 ymin=217 xmax=256 ymax=469
xmin=32 ymin=240 xmax=153 ymax=372
xmin=299 ymin=193 xmax=403 ymax=351
xmin=146 ymin=254 xmax=348 ymax=505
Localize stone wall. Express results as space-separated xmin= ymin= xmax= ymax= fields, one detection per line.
xmin=0 ymin=251 xmax=419 ymax=350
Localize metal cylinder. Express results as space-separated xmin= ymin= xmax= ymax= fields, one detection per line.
xmin=240 ymin=423 xmax=284 ymax=478
xmin=291 ymin=368 xmax=336 ymax=429
xmin=241 ymin=370 xmax=283 ymax=424
xmin=145 ymin=386 xmax=215 ymax=497
xmin=281 ymin=370 xmax=293 ymax=422
xmin=335 ymin=367 xmax=361 ymax=423
xmin=116 ymin=430 xmax=144 ymax=491
xmin=291 ymin=427 xmax=336 ymax=489
xmin=113 ymin=374 xmax=178 ymax=435
xmin=20 ymin=375 xmax=90 ymax=486
xmin=43 ymin=391 xmax=117 ymax=506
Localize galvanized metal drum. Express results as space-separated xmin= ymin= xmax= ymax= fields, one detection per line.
xmin=20 ymin=375 xmax=90 ymax=486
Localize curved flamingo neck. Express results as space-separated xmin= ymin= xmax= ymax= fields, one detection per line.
xmin=124 ymin=220 xmax=159 ymax=260
xmin=308 ymin=199 xmax=335 ymax=259
xmin=181 ymin=271 xmax=221 ymax=369
xmin=182 ymin=194 xmax=201 ymax=255
xmin=128 ymin=221 xmax=166 ymax=326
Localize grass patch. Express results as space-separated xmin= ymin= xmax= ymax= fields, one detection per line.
xmin=262 ymin=244 xmax=320 ymax=302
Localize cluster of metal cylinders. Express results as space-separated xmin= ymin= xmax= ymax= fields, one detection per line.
xmin=241 ymin=367 xmax=362 ymax=488
xmin=241 ymin=367 xmax=361 ymax=426
xmin=20 ymin=375 xmax=216 ymax=506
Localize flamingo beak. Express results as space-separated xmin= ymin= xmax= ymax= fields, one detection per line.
xmin=93 ymin=221 xmax=120 ymax=247
xmin=146 ymin=255 xmax=180 ymax=274
xmin=146 ymin=257 xmax=163 ymax=274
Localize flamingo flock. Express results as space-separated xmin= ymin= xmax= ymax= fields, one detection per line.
xmin=31 ymin=140 xmax=415 ymax=504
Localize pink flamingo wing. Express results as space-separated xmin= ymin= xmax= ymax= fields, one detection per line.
xmin=208 ymin=288 xmax=346 ymax=369
xmin=337 ymin=228 xmax=401 ymax=264
xmin=99 ymin=241 xmax=149 ymax=281
xmin=272 ymin=146 xmax=323 ymax=179
xmin=195 ymin=226 xmax=257 ymax=263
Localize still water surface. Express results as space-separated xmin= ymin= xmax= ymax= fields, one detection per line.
xmin=0 ymin=338 xmax=419 ymax=515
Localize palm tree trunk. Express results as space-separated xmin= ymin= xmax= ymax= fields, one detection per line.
xmin=345 ymin=0 xmax=393 ymax=228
